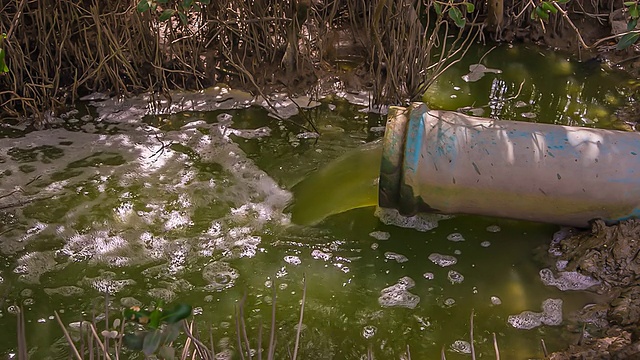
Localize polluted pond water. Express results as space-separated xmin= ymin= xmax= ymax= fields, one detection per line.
xmin=0 ymin=44 xmax=636 ymax=358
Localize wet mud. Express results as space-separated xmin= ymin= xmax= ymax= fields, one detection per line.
xmin=548 ymin=220 xmax=640 ymax=359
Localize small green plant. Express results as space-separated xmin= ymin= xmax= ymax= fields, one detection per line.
xmin=137 ymin=0 xmax=211 ymax=25
xmin=433 ymin=1 xmax=476 ymax=28
xmin=530 ymin=0 xmax=569 ymax=22
xmin=0 ymin=33 xmax=8 ymax=74
xmin=618 ymin=1 xmax=640 ymax=49
xmin=122 ymin=301 xmax=193 ymax=358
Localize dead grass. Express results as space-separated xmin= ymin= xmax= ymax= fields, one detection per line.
xmin=0 ymin=0 xmax=486 ymax=123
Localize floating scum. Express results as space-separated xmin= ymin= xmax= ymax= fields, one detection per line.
xmin=378 ymin=102 xmax=640 ymax=227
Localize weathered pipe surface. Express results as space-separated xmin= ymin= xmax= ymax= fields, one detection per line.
xmin=379 ymin=103 xmax=640 ymax=227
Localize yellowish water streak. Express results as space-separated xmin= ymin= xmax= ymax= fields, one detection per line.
xmin=289 ymin=142 xmax=382 ymax=225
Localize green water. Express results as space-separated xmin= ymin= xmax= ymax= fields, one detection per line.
xmin=0 ymin=44 xmax=634 ymax=359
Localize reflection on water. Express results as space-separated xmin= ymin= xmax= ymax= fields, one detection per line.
xmin=0 ymin=45 xmax=632 ymax=359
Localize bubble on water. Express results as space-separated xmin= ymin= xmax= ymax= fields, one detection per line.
xmin=486 ymin=225 xmax=501 ymax=233
xmin=522 ymin=112 xmax=537 ymax=119
xmin=7 ymin=305 xmax=19 ymax=315
xmin=378 ymin=276 xmax=420 ymax=309
xmin=369 ymin=231 xmax=390 ymax=241
xmin=44 ymin=286 xmax=84 ymax=297
xmin=454 ymin=249 xmax=462 ymax=255
xmin=508 ymin=311 xmax=543 ymax=330
xmin=193 ymin=307 xmax=203 ymax=315
xmin=370 ymin=243 xmax=379 ymax=250
xmin=447 ymin=270 xmax=464 ymax=284
xmin=311 ymin=250 xmax=332 ymax=261
xmin=23 ymin=298 xmax=34 ymax=306
xmin=480 ymin=241 xmax=491 ymax=247
xmin=362 ymin=325 xmax=377 ymax=339
xmin=450 ymin=340 xmax=472 ymax=354
xmin=279 ymin=283 xmax=288 ymax=290
xmin=447 ymin=233 xmax=465 ymax=242
xmin=284 ymin=256 xmax=301 ymax=265
xmin=556 ymin=260 xmax=568 ymax=271
xmin=443 ymin=298 xmax=456 ymax=307
xmin=204 ymin=295 xmax=214 ymax=302
xmin=384 ymin=252 xmax=408 ymax=263
xmin=539 ymin=268 xmax=600 ymax=291
xmin=375 ymin=207 xmax=447 ymax=232
xmin=296 ymin=132 xmax=320 ymax=139
xmin=541 ymin=298 xmax=563 ymax=326
xmin=423 ymin=272 xmax=434 ymax=280
xmin=508 ymin=298 xmax=563 ymax=329
xmin=20 ymin=289 xmax=33 ymax=297
xmin=428 ymin=253 xmax=457 ymax=267
xmin=491 ymin=296 xmax=502 ymax=305
xmin=202 ymin=262 xmax=239 ymax=291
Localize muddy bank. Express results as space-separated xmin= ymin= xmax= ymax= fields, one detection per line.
xmin=547 ymin=220 xmax=640 ymax=359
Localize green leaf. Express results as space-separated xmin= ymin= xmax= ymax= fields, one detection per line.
xmin=198 ymin=0 xmax=211 ymax=4
xmin=182 ymin=0 xmax=193 ymax=9
xmin=178 ymin=11 xmax=188 ymax=25
xmin=0 ymin=48 xmax=8 ymax=74
xmin=541 ymin=2 xmax=557 ymax=14
xmin=628 ymin=18 xmax=638 ymax=31
xmin=465 ymin=2 xmax=475 ymax=13
xmin=159 ymin=9 xmax=175 ymax=21
xmin=617 ymin=32 xmax=640 ymax=50
xmin=143 ymin=329 xmax=163 ymax=356
xmin=161 ymin=303 xmax=192 ymax=324
xmin=556 ymin=0 xmax=570 ymax=3
xmin=157 ymin=0 xmax=169 ymax=3
xmin=630 ymin=4 xmax=639 ymax=19
xmin=434 ymin=2 xmax=442 ymax=15
xmin=448 ymin=7 xmax=466 ymax=28
xmin=193 ymin=4 xmax=201 ymax=11
xmin=535 ymin=6 xmax=550 ymax=21
xmin=137 ymin=0 xmax=151 ymax=13
xmin=123 ymin=332 xmax=146 ymax=351
xmin=624 ymin=1 xmax=637 ymax=6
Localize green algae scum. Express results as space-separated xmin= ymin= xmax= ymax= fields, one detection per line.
xmin=0 ymin=45 xmax=635 ymax=358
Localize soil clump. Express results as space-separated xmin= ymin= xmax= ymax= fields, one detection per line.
xmin=547 ymin=220 xmax=640 ymax=359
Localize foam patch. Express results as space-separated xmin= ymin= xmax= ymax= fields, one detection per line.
xmin=378 ymin=276 xmax=420 ymax=309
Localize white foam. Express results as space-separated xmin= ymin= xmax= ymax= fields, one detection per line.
xmin=446 ymin=233 xmax=465 ymax=242
xmin=311 ymin=249 xmax=332 ymax=261
xmin=428 ymin=253 xmax=457 ymax=267
xmin=447 ymin=270 xmax=465 ymax=284
xmin=384 ymin=252 xmax=408 ymax=263
xmin=202 ymin=261 xmax=239 ymax=292
xmin=284 ymin=256 xmax=302 ymax=265
xmin=508 ymin=298 xmax=563 ymax=329
xmin=375 ymin=207 xmax=448 ymax=232
xmin=450 ymin=340 xmax=471 ymax=354
xmin=539 ymin=268 xmax=600 ymax=291
xmin=378 ymin=276 xmax=420 ymax=309
xmin=369 ymin=231 xmax=390 ymax=240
